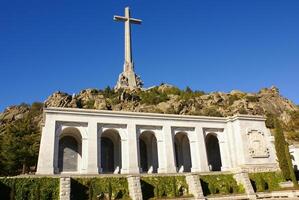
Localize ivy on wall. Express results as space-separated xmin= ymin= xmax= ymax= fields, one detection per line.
xmin=199 ymin=174 xmax=245 ymax=196
xmin=0 ymin=177 xmax=59 ymax=200
xmin=140 ymin=175 xmax=190 ymax=200
xmin=249 ymin=172 xmax=284 ymax=192
xmin=71 ymin=177 xmax=131 ymax=200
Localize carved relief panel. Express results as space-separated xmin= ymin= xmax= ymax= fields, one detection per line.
xmin=247 ymin=129 xmax=269 ymax=158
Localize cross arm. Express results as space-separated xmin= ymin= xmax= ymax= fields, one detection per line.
xmin=114 ymin=15 xmax=127 ymax=22
xmin=129 ymin=18 xmax=142 ymax=24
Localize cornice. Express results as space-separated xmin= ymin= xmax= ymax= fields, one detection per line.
xmin=44 ymin=107 xmax=266 ymax=123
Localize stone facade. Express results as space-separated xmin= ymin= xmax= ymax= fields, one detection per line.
xmin=36 ymin=107 xmax=278 ymax=175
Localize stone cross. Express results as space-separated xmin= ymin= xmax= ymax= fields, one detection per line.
xmin=114 ymin=7 xmax=142 ymax=72
xmin=114 ymin=7 xmax=143 ymax=90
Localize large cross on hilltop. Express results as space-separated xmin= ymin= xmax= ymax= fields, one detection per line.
xmin=114 ymin=7 xmax=143 ymax=90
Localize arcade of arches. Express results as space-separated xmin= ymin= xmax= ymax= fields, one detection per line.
xmin=56 ymin=128 xmax=224 ymax=174
xmin=36 ymin=108 xmax=278 ymax=175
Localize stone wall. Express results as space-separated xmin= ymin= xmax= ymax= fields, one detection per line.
xmin=185 ymin=174 xmax=205 ymax=199
xmin=53 ymin=172 xmax=299 ymax=200
xmin=59 ymin=177 xmax=71 ymax=200
xmin=127 ymin=175 xmax=143 ymax=200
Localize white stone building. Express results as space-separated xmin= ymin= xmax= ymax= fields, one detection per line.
xmin=36 ymin=107 xmax=278 ymax=175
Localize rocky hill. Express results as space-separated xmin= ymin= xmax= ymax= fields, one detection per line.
xmin=1 ymin=84 xmax=299 ymax=142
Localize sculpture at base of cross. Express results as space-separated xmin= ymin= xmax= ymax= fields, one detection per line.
xmin=115 ymin=68 xmax=143 ymax=90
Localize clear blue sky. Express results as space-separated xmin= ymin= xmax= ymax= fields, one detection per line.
xmin=1 ymin=0 xmax=298 ymax=112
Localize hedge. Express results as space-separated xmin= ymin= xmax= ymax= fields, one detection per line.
xmin=199 ymin=174 xmax=245 ymax=196
xmin=71 ymin=177 xmax=131 ymax=200
xmin=140 ymin=176 xmax=190 ymax=200
xmin=0 ymin=177 xmax=59 ymax=200
xmin=249 ymin=172 xmax=284 ymax=192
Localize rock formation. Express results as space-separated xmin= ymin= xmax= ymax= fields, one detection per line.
xmin=1 ymin=85 xmax=298 ymax=142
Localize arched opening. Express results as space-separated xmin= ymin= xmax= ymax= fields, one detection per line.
xmin=206 ymin=134 xmax=222 ymax=171
xmin=58 ymin=128 xmax=82 ymax=172
xmin=100 ymin=129 xmax=121 ymax=173
xmin=174 ymin=132 xmax=191 ymax=172
xmin=139 ymin=131 xmax=158 ymax=173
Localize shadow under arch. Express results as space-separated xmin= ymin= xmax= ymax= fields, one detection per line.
xmin=100 ymin=129 xmax=122 ymax=173
xmin=174 ymin=132 xmax=191 ymax=172
xmin=139 ymin=131 xmax=159 ymax=173
xmin=58 ymin=127 xmax=82 ymax=172
xmin=205 ymin=133 xmax=222 ymax=171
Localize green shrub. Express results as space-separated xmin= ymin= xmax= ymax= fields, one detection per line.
xmin=202 ymin=107 xmax=223 ymax=117
xmin=30 ymin=102 xmax=44 ymax=116
xmin=71 ymin=177 xmax=131 ymax=200
xmin=228 ymin=94 xmax=240 ymax=105
xmin=199 ymin=174 xmax=244 ymax=196
xmin=85 ymin=100 xmax=95 ymax=109
xmin=286 ymin=131 xmax=299 ymax=141
xmin=238 ymin=108 xmax=248 ymax=114
xmin=0 ymin=177 xmax=59 ymax=200
xmin=140 ymin=88 xmax=169 ymax=105
xmin=101 ymin=86 xmax=115 ymax=98
xmin=265 ymin=113 xmax=276 ymax=129
xmin=288 ymin=110 xmax=299 ymax=130
xmin=249 ymin=172 xmax=284 ymax=192
xmin=174 ymin=86 xmax=205 ymax=101
xmin=162 ymin=86 xmax=181 ymax=96
xmin=246 ymin=96 xmax=259 ymax=102
xmin=140 ymin=176 xmax=190 ymax=199
xmin=274 ymin=119 xmax=291 ymax=180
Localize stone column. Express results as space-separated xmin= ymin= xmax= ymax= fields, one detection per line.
xmin=36 ymin=116 xmax=56 ymax=174
xmin=161 ymin=124 xmax=177 ymax=173
xmin=123 ymin=123 xmax=140 ymax=174
xmin=86 ymin=120 xmax=99 ymax=174
xmin=195 ymin=126 xmax=209 ymax=172
xmin=60 ymin=177 xmax=71 ymax=200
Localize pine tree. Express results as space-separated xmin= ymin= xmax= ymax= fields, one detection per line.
xmin=0 ymin=114 xmax=40 ymax=175
xmin=274 ymin=119 xmax=290 ymax=180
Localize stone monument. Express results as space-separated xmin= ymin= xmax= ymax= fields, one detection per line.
xmin=114 ymin=7 xmax=143 ymax=90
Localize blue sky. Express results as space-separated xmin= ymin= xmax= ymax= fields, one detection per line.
xmin=0 ymin=0 xmax=298 ymax=112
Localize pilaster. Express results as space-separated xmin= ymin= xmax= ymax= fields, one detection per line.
xmin=160 ymin=124 xmax=177 ymax=173
xmin=218 ymin=133 xmax=231 ymax=171
xmin=86 ymin=120 xmax=99 ymax=174
xmin=124 ymin=123 xmax=140 ymax=174
xmin=195 ymin=126 xmax=209 ymax=172
xmin=190 ymin=139 xmax=200 ymax=172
